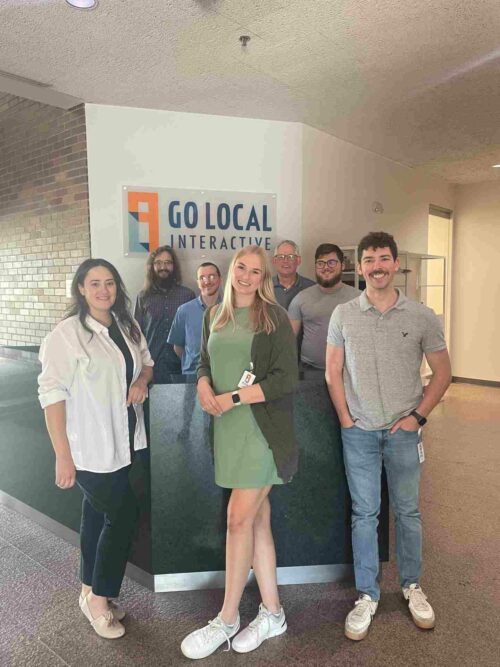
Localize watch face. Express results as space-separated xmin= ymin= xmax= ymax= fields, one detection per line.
xmin=231 ymin=393 xmax=240 ymax=404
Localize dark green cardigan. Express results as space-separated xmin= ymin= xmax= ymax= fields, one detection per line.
xmin=197 ymin=303 xmax=299 ymax=483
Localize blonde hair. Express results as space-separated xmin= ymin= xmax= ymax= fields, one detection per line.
xmin=213 ymin=246 xmax=278 ymax=335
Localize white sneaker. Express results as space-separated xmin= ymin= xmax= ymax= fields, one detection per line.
xmin=345 ymin=594 xmax=378 ymax=641
xmin=232 ymin=603 xmax=287 ymax=654
xmin=403 ymin=584 xmax=435 ymax=629
xmin=181 ymin=613 xmax=240 ymax=660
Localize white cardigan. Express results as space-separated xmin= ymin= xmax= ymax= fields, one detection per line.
xmin=38 ymin=314 xmax=154 ymax=473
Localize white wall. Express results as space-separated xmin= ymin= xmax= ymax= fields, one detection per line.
xmin=300 ymin=125 xmax=454 ymax=277
xmin=86 ymin=104 xmax=455 ymax=299
xmin=85 ymin=104 xmax=303 ymax=298
xmin=451 ymin=182 xmax=500 ymax=382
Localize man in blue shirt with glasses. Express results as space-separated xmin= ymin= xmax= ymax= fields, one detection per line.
xmin=168 ymin=262 xmax=222 ymax=374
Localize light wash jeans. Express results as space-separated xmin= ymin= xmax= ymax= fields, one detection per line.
xmin=341 ymin=425 xmax=422 ymax=601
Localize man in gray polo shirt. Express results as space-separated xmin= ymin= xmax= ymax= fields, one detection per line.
xmin=272 ymin=240 xmax=315 ymax=309
xmin=326 ymin=231 xmax=451 ymax=641
xmin=289 ymin=243 xmax=359 ymax=369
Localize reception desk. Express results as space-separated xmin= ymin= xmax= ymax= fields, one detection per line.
xmin=0 ymin=347 xmax=388 ymax=592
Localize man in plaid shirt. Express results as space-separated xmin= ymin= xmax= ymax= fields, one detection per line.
xmin=134 ymin=245 xmax=195 ymax=381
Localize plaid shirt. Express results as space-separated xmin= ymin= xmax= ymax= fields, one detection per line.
xmin=134 ymin=284 xmax=195 ymax=378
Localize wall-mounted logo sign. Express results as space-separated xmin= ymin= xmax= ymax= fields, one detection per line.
xmin=124 ymin=187 xmax=277 ymax=256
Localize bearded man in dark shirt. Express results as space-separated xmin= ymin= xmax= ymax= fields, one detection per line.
xmin=134 ymin=245 xmax=195 ymax=381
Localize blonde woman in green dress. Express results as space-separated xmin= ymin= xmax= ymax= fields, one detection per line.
xmin=181 ymin=246 xmax=299 ymax=660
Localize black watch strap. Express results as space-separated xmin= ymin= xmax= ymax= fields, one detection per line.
xmin=410 ymin=410 xmax=427 ymax=426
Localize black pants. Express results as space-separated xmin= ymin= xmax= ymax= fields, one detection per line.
xmin=76 ymin=459 xmax=141 ymax=598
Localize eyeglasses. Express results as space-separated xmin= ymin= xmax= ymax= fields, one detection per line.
xmin=197 ymin=274 xmax=219 ymax=283
xmin=315 ymin=259 xmax=340 ymax=269
xmin=153 ymin=260 xmax=174 ymax=268
xmin=275 ymin=254 xmax=298 ymax=261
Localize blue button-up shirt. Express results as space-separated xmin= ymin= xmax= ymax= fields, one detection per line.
xmin=168 ymin=296 xmax=220 ymax=374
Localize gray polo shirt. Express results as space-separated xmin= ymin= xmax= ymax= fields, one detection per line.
xmin=273 ymin=273 xmax=315 ymax=310
xmin=327 ymin=289 xmax=447 ymax=430
xmin=289 ymin=283 xmax=360 ymax=369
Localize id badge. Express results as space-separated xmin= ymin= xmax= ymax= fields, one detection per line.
xmin=238 ymin=362 xmax=256 ymax=389
xmin=417 ymin=428 xmax=425 ymax=463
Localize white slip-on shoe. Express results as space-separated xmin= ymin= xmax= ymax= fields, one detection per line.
xmin=79 ymin=593 xmax=126 ymax=621
xmin=181 ymin=613 xmax=240 ymax=660
xmin=403 ymin=584 xmax=436 ymax=629
xmin=79 ymin=594 xmax=125 ymax=639
xmin=232 ymin=603 xmax=287 ymax=654
xmin=345 ymin=594 xmax=378 ymax=641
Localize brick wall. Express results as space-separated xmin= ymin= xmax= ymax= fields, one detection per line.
xmin=0 ymin=93 xmax=90 ymax=346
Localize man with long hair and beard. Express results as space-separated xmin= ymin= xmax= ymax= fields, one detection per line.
xmin=289 ymin=243 xmax=359 ymax=370
xmin=134 ymin=245 xmax=195 ymax=381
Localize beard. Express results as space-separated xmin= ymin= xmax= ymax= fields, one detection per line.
xmin=316 ymin=272 xmax=342 ymax=288
xmin=153 ymin=271 xmax=175 ymax=290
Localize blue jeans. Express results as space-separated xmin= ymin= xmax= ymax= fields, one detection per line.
xmin=341 ymin=425 xmax=422 ymax=601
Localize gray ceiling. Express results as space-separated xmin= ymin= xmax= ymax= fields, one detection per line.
xmin=2 ymin=0 xmax=500 ymax=183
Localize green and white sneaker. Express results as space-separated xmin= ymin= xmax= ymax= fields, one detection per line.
xmin=181 ymin=613 xmax=240 ymax=660
xmin=345 ymin=594 xmax=378 ymax=641
xmin=232 ymin=603 xmax=287 ymax=654
xmin=403 ymin=584 xmax=435 ymax=629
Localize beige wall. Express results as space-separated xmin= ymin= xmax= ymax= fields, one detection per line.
xmin=301 ymin=125 xmax=454 ymax=277
xmin=451 ymin=182 xmax=500 ymax=382
xmin=86 ymin=104 xmax=303 ymax=297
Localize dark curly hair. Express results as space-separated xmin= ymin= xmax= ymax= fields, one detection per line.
xmin=358 ymin=231 xmax=398 ymax=261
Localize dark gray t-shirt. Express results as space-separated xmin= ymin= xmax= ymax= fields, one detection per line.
xmin=289 ymin=283 xmax=360 ymax=369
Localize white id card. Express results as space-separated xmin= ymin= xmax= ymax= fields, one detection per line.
xmin=417 ymin=428 xmax=425 ymax=463
xmin=238 ymin=370 xmax=256 ymax=388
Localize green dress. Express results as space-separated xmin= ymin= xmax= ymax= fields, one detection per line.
xmin=207 ymin=307 xmax=283 ymax=489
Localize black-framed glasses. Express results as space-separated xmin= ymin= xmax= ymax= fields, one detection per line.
xmin=275 ymin=254 xmax=298 ymax=261
xmin=315 ymin=259 xmax=340 ymax=269
xmin=153 ymin=260 xmax=174 ymax=268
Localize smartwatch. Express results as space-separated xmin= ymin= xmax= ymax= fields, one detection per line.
xmin=231 ymin=391 xmax=242 ymax=406
xmin=410 ymin=410 xmax=427 ymax=426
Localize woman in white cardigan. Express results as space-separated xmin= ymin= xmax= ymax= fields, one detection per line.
xmin=38 ymin=258 xmax=153 ymax=639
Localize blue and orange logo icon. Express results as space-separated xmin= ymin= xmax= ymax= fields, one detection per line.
xmin=127 ymin=191 xmax=159 ymax=253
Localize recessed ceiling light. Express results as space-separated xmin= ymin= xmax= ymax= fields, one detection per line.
xmin=492 ymin=164 xmax=500 ymax=168
xmin=65 ymin=0 xmax=99 ymax=9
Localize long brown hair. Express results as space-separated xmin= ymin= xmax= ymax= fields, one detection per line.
xmin=213 ymin=246 xmax=278 ymax=335
xmin=143 ymin=245 xmax=182 ymax=295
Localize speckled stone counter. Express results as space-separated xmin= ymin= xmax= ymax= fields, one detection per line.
xmin=0 ymin=349 xmax=388 ymax=592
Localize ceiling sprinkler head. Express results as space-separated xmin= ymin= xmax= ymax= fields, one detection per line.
xmin=239 ymin=35 xmax=251 ymax=48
